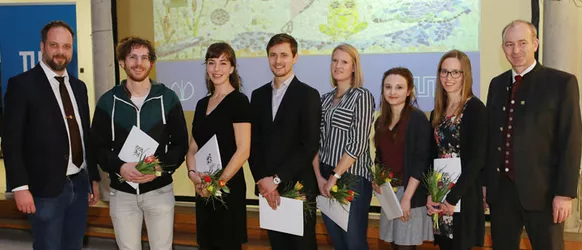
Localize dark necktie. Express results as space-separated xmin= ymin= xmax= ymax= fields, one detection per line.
xmin=55 ymin=76 xmax=83 ymax=167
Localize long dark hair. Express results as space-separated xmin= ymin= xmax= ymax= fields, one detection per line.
xmin=204 ymin=42 xmax=242 ymax=94
xmin=375 ymin=67 xmax=417 ymax=136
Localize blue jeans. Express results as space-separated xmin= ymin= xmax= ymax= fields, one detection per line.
xmin=320 ymin=163 xmax=373 ymax=250
xmin=28 ymin=170 xmax=89 ymax=250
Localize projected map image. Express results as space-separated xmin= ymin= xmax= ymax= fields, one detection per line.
xmin=153 ymin=0 xmax=480 ymax=60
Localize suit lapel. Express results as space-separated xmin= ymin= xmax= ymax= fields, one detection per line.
xmin=522 ymin=63 xmax=543 ymax=118
xmin=34 ymin=65 xmax=65 ymax=121
xmin=266 ymin=84 xmax=274 ymax=123
xmin=273 ymin=76 xmax=298 ymax=124
xmin=69 ymin=78 xmax=87 ymax=127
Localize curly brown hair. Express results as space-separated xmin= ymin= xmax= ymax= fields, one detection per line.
xmin=116 ymin=37 xmax=157 ymax=62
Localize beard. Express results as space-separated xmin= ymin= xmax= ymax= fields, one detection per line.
xmin=124 ymin=65 xmax=151 ymax=82
xmin=44 ymin=52 xmax=71 ymax=72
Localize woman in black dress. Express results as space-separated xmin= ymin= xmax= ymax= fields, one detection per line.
xmin=427 ymin=49 xmax=486 ymax=250
xmin=185 ymin=42 xmax=251 ymax=250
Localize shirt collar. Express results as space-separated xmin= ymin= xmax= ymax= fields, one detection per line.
xmin=271 ymin=74 xmax=294 ymax=90
xmin=39 ymin=60 xmax=69 ymax=81
xmin=512 ymin=60 xmax=537 ymax=79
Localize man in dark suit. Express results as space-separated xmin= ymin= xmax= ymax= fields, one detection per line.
xmin=249 ymin=33 xmax=321 ymax=250
xmin=2 ymin=21 xmax=100 ymax=250
xmin=485 ymin=20 xmax=581 ymax=250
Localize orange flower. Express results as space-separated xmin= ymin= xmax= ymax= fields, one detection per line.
xmin=219 ymin=180 xmax=227 ymax=187
xmin=347 ymin=190 xmax=354 ymax=196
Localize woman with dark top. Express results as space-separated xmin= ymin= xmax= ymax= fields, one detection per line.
xmin=185 ymin=42 xmax=251 ymax=250
xmin=374 ymin=68 xmax=434 ymax=250
xmin=427 ymin=50 xmax=486 ymax=250
xmin=313 ymin=43 xmax=375 ymax=250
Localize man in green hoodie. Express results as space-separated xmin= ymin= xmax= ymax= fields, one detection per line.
xmin=91 ymin=37 xmax=188 ymax=250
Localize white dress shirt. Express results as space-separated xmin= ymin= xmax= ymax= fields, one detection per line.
xmin=271 ymin=74 xmax=294 ymax=120
xmin=512 ymin=60 xmax=537 ymax=83
xmin=12 ymin=61 xmax=86 ymax=192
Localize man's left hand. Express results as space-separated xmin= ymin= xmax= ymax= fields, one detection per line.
xmin=265 ymin=190 xmax=281 ymax=210
xmin=133 ymin=174 xmax=157 ymax=183
xmin=553 ymin=196 xmax=572 ymax=223
xmin=257 ymin=177 xmax=278 ymax=196
xmin=89 ymin=181 xmax=100 ymax=205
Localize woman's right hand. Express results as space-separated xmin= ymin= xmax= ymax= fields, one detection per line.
xmin=188 ymin=171 xmax=206 ymax=196
xmin=426 ymin=195 xmax=443 ymax=215
xmin=188 ymin=170 xmax=202 ymax=184
xmin=372 ymin=183 xmax=382 ymax=194
xmin=316 ymin=175 xmax=328 ymax=197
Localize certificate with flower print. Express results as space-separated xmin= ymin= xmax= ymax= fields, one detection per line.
xmin=259 ymin=195 xmax=304 ymax=236
xmin=194 ymin=134 xmax=222 ymax=173
xmin=118 ymin=126 xmax=159 ymax=189
xmin=374 ymin=182 xmax=403 ymax=220
xmin=118 ymin=126 xmax=159 ymax=162
xmin=434 ymin=157 xmax=462 ymax=212
xmin=317 ymin=196 xmax=350 ymax=232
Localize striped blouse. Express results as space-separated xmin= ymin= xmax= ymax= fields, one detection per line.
xmin=319 ymin=87 xmax=375 ymax=181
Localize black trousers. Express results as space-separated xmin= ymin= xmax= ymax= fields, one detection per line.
xmin=490 ymin=176 xmax=564 ymax=250
xmin=267 ymin=198 xmax=318 ymax=250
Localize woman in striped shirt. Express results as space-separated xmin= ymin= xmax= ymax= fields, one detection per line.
xmin=312 ymin=43 xmax=375 ymax=250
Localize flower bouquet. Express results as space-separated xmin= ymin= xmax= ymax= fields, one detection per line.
xmin=329 ymin=174 xmax=358 ymax=206
xmin=372 ymin=163 xmax=399 ymax=193
xmin=280 ymin=181 xmax=316 ymax=216
xmin=118 ymin=155 xmax=167 ymax=182
xmin=422 ymin=168 xmax=457 ymax=230
xmin=200 ymin=169 xmax=230 ymax=208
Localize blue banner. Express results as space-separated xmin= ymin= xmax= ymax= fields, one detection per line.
xmin=0 ymin=3 xmax=78 ymax=99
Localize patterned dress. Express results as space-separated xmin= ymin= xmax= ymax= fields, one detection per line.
xmin=433 ymin=102 xmax=467 ymax=239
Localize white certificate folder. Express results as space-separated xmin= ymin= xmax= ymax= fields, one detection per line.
xmin=434 ymin=157 xmax=462 ymax=212
xmin=374 ymin=182 xmax=403 ymax=220
xmin=117 ymin=126 xmax=159 ymax=189
xmin=194 ymin=135 xmax=222 ymax=173
xmin=259 ymin=195 xmax=304 ymax=236
xmin=316 ymin=196 xmax=350 ymax=232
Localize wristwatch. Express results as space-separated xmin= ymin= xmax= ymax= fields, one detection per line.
xmin=273 ymin=175 xmax=281 ymax=185
xmin=333 ymin=171 xmax=342 ymax=179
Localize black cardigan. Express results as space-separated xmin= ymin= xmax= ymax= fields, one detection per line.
xmin=430 ymin=97 xmax=486 ymax=249
xmin=375 ymin=107 xmax=432 ymax=208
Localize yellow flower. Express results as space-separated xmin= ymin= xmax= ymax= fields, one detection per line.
xmin=393 ymin=187 xmax=398 ymax=193
xmin=437 ymin=172 xmax=443 ymax=181
xmin=207 ymin=185 xmax=214 ymax=192
xmin=331 ymin=185 xmax=338 ymax=193
xmin=295 ymin=182 xmax=304 ymax=191
xmin=384 ymin=178 xmax=392 ymax=183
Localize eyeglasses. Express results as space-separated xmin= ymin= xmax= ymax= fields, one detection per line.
xmin=126 ymin=54 xmax=151 ymax=62
xmin=439 ymin=69 xmax=463 ymax=79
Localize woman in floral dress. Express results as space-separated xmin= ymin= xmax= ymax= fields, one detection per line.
xmin=428 ymin=50 xmax=487 ymax=250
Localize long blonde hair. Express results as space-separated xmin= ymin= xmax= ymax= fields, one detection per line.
xmin=431 ymin=50 xmax=474 ymax=127
xmin=330 ymin=44 xmax=364 ymax=88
